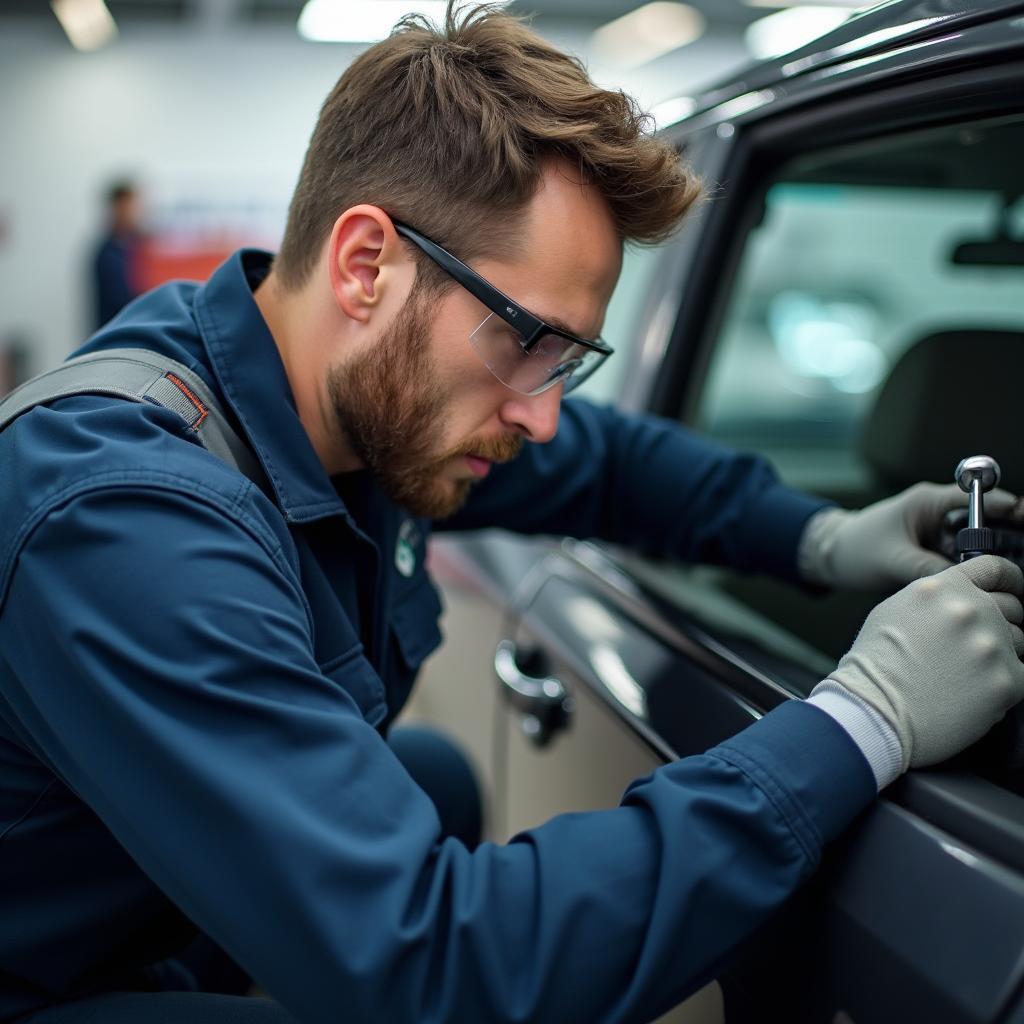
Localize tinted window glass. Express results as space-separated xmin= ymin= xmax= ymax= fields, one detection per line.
xmin=696 ymin=117 xmax=1024 ymax=500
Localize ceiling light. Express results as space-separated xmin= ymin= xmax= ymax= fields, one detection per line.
xmin=299 ymin=0 xmax=510 ymax=43
xmin=745 ymin=6 xmax=851 ymax=59
xmin=592 ymin=2 xmax=706 ymax=69
xmin=50 ymin=0 xmax=118 ymax=52
xmin=745 ymin=0 xmax=868 ymax=8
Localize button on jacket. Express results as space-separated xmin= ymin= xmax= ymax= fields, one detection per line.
xmin=0 ymin=251 xmax=875 ymax=1023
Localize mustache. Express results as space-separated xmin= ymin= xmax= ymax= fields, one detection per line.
xmin=448 ymin=432 xmax=524 ymax=464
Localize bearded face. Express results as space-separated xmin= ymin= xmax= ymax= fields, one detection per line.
xmin=327 ymin=289 xmax=523 ymax=519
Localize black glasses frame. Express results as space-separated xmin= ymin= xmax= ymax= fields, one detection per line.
xmin=392 ymin=221 xmax=614 ymax=359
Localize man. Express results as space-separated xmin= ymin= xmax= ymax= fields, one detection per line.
xmin=91 ymin=180 xmax=143 ymax=329
xmin=2 ymin=7 xmax=1022 ymax=1023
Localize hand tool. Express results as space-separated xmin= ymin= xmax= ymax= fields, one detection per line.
xmin=955 ymin=455 xmax=1001 ymax=561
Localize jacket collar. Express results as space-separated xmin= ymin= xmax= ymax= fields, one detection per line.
xmin=194 ymin=250 xmax=346 ymax=524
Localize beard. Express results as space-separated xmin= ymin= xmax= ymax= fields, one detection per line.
xmin=327 ymin=291 xmax=523 ymax=519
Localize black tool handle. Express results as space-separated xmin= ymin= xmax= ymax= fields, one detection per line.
xmin=958 ymin=526 xmax=996 ymax=561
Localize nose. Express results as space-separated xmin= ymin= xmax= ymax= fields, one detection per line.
xmin=499 ymin=383 xmax=563 ymax=444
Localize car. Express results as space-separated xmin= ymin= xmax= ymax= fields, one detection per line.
xmin=399 ymin=3 xmax=1024 ymax=1022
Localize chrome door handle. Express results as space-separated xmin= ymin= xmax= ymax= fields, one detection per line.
xmin=494 ymin=639 xmax=573 ymax=747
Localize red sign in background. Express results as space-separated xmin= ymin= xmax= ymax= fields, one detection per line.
xmin=134 ymin=238 xmax=243 ymax=290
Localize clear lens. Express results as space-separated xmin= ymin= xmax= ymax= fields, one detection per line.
xmin=469 ymin=313 xmax=607 ymax=396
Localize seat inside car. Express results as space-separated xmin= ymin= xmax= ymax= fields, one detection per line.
xmin=860 ymin=326 xmax=1024 ymax=498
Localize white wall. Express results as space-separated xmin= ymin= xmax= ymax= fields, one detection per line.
xmin=0 ymin=17 xmax=747 ymax=374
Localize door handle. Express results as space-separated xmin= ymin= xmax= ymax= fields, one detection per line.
xmin=494 ymin=639 xmax=573 ymax=747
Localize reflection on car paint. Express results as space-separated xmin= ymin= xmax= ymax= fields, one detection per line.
xmin=590 ymin=644 xmax=649 ymax=720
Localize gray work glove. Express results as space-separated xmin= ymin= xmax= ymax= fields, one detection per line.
xmin=799 ymin=482 xmax=1020 ymax=591
xmin=813 ymin=555 xmax=1024 ymax=771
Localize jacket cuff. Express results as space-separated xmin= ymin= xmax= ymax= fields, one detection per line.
xmin=711 ymin=699 xmax=876 ymax=853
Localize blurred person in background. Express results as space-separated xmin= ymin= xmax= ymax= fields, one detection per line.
xmin=1 ymin=4 xmax=1023 ymax=1024
xmin=92 ymin=178 xmax=143 ymax=328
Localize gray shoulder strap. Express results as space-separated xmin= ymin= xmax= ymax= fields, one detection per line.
xmin=0 ymin=347 xmax=267 ymax=488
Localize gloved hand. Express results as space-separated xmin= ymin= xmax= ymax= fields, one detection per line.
xmin=799 ymin=482 xmax=1021 ymax=591
xmin=812 ymin=555 xmax=1024 ymax=771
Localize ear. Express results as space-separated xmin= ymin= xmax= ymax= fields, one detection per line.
xmin=327 ymin=206 xmax=405 ymax=323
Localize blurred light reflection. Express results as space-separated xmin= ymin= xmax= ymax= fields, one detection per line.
xmin=745 ymin=6 xmax=851 ymax=59
xmin=591 ymin=644 xmax=648 ymax=719
xmin=50 ymin=0 xmax=117 ymax=51
xmin=650 ymin=96 xmax=697 ymax=130
xmin=592 ymin=2 xmax=706 ymax=69
xmin=768 ymin=291 xmax=886 ymax=394
xmin=299 ymin=0 xmax=510 ymax=43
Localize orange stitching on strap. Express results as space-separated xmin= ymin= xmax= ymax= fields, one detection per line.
xmin=165 ymin=372 xmax=209 ymax=430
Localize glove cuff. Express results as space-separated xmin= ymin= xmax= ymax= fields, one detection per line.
xmin=808 ymin=680 xmax=906 ymax=786
xmin=797 ymin=506 xmax=849 ymax=588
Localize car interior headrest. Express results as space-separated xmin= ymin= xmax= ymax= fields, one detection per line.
xmin=860 ymin=328 xmax=1024 ymax=494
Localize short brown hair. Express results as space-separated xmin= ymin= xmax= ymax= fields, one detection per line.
xmin=276 ymin=2 xmax=700 ymax=290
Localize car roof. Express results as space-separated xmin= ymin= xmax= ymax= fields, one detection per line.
xmin=682 ymin=0 xmax=1024 ymax=121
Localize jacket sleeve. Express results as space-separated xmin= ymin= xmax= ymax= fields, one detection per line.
xmin=0 ymin=480 xmax=874 ymax=1024
xmin=439 ymin=399 xmax=830 ymax=584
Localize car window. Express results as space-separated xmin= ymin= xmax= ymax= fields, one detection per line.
xmin=696 ymin=122 xmax=1024 ymax=500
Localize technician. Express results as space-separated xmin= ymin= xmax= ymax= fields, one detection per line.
xmin=91 ymin=179 xmax=143 ymax=329
xmin=2 ymin=7 xmax=1023 ymax=1023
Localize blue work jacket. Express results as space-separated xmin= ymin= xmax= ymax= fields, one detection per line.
xmin=0 ymin=250 xmax=875 ymax=1023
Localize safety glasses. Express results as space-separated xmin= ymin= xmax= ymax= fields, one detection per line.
xmin=393 ymin=220 xmax=613 ymax=396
